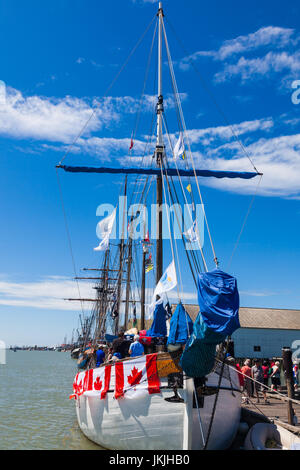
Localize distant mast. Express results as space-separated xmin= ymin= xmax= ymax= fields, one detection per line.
xmin=155 ymin=1 xmax=164 ymax=285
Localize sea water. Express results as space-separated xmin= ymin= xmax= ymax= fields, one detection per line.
xmin=0 ymin=350 xmax=101 ymax=450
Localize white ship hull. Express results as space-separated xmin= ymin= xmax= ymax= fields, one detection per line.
xmin=75 ymin=360 xmax=241 ymax=450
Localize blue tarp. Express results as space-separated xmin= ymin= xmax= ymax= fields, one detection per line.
xmin=147 ymin=302 xmax=167 ymax=338
xmin=57 ymin=165 xmax=261 ymax=180
xmin=167 ymin=303 xmax=193 ymax=345
xmin=180 ymin=313 xmax=225 ymax=377
xmin=197 ymin=269 xmax=240 ymax=336
xmin=105 ymin=334 xmax=117 ymax=343
xmin=180 ymin=269 xmax=240 ymax=378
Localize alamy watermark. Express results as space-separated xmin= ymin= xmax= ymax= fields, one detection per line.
xmin=96 ymin=198 xmax=205 ymax=250
xmin=292 ymin=340 xmax=300 ymax=361
xmin=291 ymin=80 xmax=300 ymax=105
xmin=0 ymin=341 xmax=6 ymax=365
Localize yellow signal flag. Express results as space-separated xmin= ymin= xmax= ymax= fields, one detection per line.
xmin=186 ymin=184 xmax=192 ymax=193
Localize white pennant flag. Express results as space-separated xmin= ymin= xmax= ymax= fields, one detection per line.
xmin=153 ymin=260 xmax=177 ymax=300
xmin=94 ymin=208 xmax=117 ymax=252
xmin=97 ymin=208 xmax=117 ymax=239
xmin=94 ymin=235 xmax=109 ymax=252
xmin=174 ymin=132 xmax=185 ymax=160
xmin=184 ymin=220 xmax=200 ymax=244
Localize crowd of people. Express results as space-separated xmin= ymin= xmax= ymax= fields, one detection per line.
xmin=236 ymin=358 xmax=299 ymax=405
xmin=90 ymin=330 xmax=146 ymax=368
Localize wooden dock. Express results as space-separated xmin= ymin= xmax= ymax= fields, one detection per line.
xmin=242 ymin=391 xmax=300 ymax=432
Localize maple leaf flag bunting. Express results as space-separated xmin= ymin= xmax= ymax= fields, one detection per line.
xmin=115 ymin=354 xmax=160 ymax=399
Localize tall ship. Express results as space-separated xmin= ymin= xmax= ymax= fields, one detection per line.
xmin=57 ymin=2 xmax=262 ymax=450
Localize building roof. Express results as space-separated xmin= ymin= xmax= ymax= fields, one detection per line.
xmin=178 ymin=305 xmax=300 ymax=331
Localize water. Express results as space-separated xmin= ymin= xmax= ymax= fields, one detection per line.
xmin=0 ymin=350 xmax=101 ymax=450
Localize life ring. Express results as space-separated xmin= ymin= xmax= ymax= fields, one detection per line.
xmin=244 ymin=423 xmax=300 ymax=450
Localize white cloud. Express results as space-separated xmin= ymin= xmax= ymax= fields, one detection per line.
xmin=179 ymin=26 xmax=296 ymax=70
xmin=190 ymin=132 xmax=300 ymax=198
xmin=183 ymin=118 xmax=274 ymax=145
xmin=0 ymin=87 xmax=110 ymax=144
xmin=215 ymin=51 xmax=300 ymax=83
xmin=0 ymin=86 xmax=187 ymax=145
xmin=216 ymin=26 xmax=295 ymax=60
xmin=0 ymin=276 xmax=95 ymax=311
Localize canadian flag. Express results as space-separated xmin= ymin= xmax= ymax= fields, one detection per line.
xmin=70 ymin=372 xmax=84 ymax=400
xmin=115 ymin=354 xmax=160 ymax=400
xmin=70 ymin=366 xmax=112 ymax=400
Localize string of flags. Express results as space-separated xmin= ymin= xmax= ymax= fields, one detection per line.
xmin=70 ymin=354 xmax=161 ymax=401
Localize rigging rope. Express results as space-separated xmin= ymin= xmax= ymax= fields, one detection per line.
xmin=58 ymin=14 xmax=157 ymax=166
xmin=162 ymin=17 xmax=218 ymax=269
xmin=164 ymin=16 xmax=260 ymax=176
xmin=227 ymin=175 xmax=263 ymax=269
xmin=55 ymin=168 xmax=85 ymax=317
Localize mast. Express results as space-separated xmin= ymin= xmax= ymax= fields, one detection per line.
xmin=155 ymin=1 xmax=164 ymax=285
xmin=115 ymin=177 xmax=127 ymax=334
xmin=124 ymin=238 xmax=133 ymax=330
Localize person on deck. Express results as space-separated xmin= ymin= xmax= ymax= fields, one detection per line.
xmin=95 ymin=345 xmax=106 ymax=368
xmin=129 ymin=335 xmax=144 ymax=358
xmin=112 ymin=331 xmax=130 ymax=359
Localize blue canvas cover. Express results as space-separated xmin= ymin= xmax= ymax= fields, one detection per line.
xmin=180 ymin=313 xmax=225 ymax=377
xmin=147 ymin=302 xmax=167 ymax=338
xmin=197 ymin=269 xmax=240 ymax=336
xmin=180 ymin=269 xmax=240 ymax=377
xmin=167 ymin=303 xmax=193 ymax=345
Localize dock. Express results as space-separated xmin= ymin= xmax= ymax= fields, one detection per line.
xmin=242 ymin=391 xmax=300 ymax=433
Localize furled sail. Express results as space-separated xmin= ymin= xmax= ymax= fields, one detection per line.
xmin=57 ymin=165 xmax=262 ymax=180
xmin=147 ymin=301 xmax=167 ymax=338
xmin=167 ymin=303 xmax=193 ymax=346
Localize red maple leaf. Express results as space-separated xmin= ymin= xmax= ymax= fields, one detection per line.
xmin=94 ymin=377 xmax=103 ymax=391
xmin=127 ymin=366 xmax=143 ymax=386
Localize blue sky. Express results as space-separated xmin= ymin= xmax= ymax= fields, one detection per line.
xmin=0 ymin=0 xmax=300 ymax=346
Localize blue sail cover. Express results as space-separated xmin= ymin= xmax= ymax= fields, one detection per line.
xmin=180 ymin=270 xmax=240 ymax=378
xmin=167 ymin=303 xmax=193 ymax=345
xmin=147 ymin=302 xmax=167 ymax=338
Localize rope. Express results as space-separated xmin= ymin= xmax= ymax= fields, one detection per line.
xmin=159 ymin=162 xmax=181 ymax=303
xmin=55 ymin=168 xmax=85 ymax=316
xmin=203 ymin=343 xmax=229 ymax=450
xmin=162 ymin=18 xmax=218 ymax=268
xmin=227 ymin=175 xmax=263 ymax=269
xmin=164 ymin=16 xmax=260 ymax=175
xmin=162 ymin=114 xmax=208 ymax=272
xmin=219 ymin=359 xmax=300 ymax=407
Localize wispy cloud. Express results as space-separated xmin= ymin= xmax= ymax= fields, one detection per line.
xmin=0 ymin=276 xmax=95 ymax=311
xmin=178 ymin=25 xmax=300 ymax=87
xmin=179 ymin=26 xmax=295 ymax=70
xmin=0 ymin=275 xmax=197 ymax=312
xmin=190 ymin=130 xmax=300 ymax=198
xmin=215 ymin=51 xmax=300 ymax=83
xmin=240 ymin=290 xmax=278 ymax=297
xmin=0 ymin=86 xmax=187 ymax=145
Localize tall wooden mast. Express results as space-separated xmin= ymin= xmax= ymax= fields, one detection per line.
xmin=115 ymin=177 xmax=127 ymax=335
xmin=155 ymin=1 xmax=164 ymax=285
